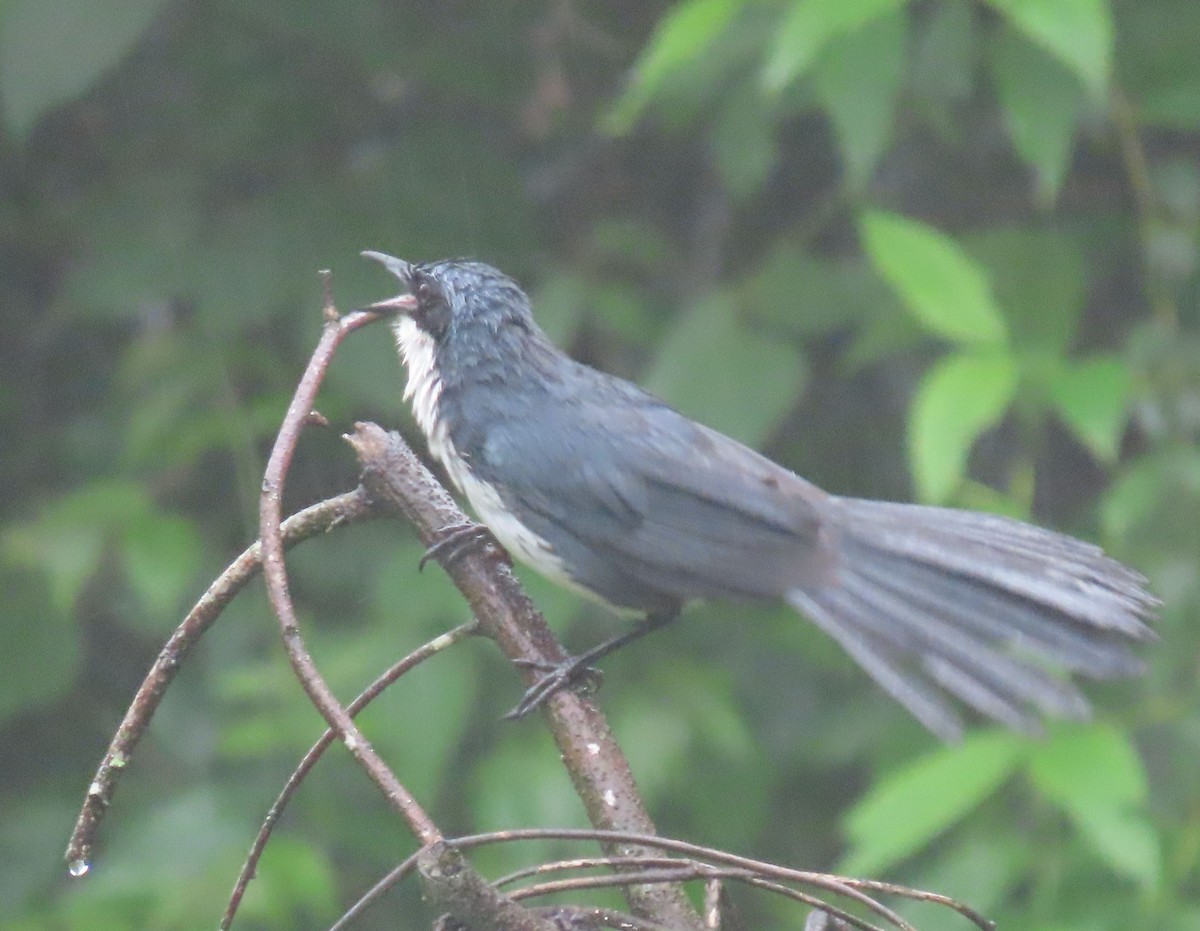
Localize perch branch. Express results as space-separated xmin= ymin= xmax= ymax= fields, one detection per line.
xmin=346 ymin=422 xmax=705 ymax=930
xmin=220 ymin=621 xmax=477 ymax=930
xmin=258 ymin=301 xmax=441 ymax=842
xmin=65 ymin=488 xmax=378 ymax=872
xmin=257 ymin=288 xmax=554 ymax=931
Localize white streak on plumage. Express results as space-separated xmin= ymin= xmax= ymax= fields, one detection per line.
xmin=392 ymin=316 xmax=573 ymax=587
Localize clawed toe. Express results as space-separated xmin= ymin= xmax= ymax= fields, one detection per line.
xmin=505 ymin=658 xmax=604 ymax=719
xmin=419 ymin=522 xmax=503 ymax=571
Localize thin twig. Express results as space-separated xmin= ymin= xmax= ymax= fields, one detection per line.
xmin=256 ymin=302 xmax=441 ymax=843
xmin=221 ymin=622 xmax=478 ymax=930
xmin=507 ymin=868 xmax=893 ymax=931
xmin=259 ymin=300 xmax=553 ymax=931
xmin=442 ymin=828 xmax=992 ymax=929
xmin=65 ymin=488 xmax=379 ymax=873
xmin=494 ymin=857 xmax=902 ymax=931
xmin=332 ymin=829 xmax=993 ymax=931
xmin=492 ymin=856 xmax=900 ymax=929
xmin=526 ymin=905 xmax=679 ymax=931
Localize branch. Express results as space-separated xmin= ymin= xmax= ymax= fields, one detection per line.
xmin=65 ymin=488 xmax=378 ymax=874
xmin=220 ymin=622 xmax=477 ymax=930
xmin=346 ymin=422 xmax=707 ymax=930
xmin=255 ymin=289 xmax=555 ymax=931
xmin=258 ymin=302 xmax=441 ymax=842
xmin=336 ymin=827 xmax=995 ymax=931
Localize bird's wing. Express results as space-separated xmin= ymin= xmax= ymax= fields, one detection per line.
xmin=474 ymin=388 xmax=837 ymax=607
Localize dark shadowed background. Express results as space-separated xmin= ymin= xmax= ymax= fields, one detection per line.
xmin=2 ymin=0 xmax=1198 ymax=928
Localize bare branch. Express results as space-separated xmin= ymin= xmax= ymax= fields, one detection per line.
xmin=258 ymin=307 xmax=441 ymax=842
xmin=65 ymin=488 xmax=378 ymax=873
xmin=417 ymin=843 xmax=557 ymax=931
xmin=440 ymin=828 xmax=993 ymax=929
xmin=346 ymin=422 xmax=706 ymax=930
xmin=336 ymin=829 xmax=994 ymax=931
xmin=221 ymin=622 xmax=477 ymax=930
xmin=258 ymin=304 xmax=555 ymax=931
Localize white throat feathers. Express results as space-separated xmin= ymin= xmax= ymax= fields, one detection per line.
xmin=392 ymin=315 xmax=445 ymax=457
xmin=391 ymin=314 xmax=573 ymax=587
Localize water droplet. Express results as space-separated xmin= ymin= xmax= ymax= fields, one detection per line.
xmin=68 ymin=858 xmax=90 ymax=878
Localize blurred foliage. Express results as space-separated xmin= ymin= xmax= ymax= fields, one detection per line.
xmin=1 ymin=0 xmax=1198 ymax=928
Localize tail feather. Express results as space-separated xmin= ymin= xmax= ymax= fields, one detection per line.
xmin=787 ymin=589 xmax=967 ymax=740
xmin=786 ymin=498 xmax=1160 ymax=741
xmin=837 ymin=569 xmax=1091 ymax=720
xmin=851 ymin=548 xmax=1144 ymax=677
xmin=833 ymin=499 xmax=1156 ymax=637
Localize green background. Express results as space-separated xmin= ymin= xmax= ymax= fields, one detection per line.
xmin=2 ymin=0 xmax=1198 ymax=928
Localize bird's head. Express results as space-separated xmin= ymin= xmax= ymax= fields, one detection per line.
xmin=363 ymin=252 xmax=537 ymax=350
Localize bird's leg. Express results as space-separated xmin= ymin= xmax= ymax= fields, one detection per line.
xmin=504 ymin=611 xmax=680 ymax=719
xmin=418 ymin=522 xmax=508 ymax=572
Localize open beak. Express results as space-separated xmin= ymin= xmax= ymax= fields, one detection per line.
xmin=361 ymin=250 xmax=418 ymax=313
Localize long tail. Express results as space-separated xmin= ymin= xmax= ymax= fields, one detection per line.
xmin=786 ymin=498 xmax=1160 ymax=741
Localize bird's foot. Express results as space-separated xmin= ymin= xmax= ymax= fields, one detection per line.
xmin=418 ymin=522 xmax=507 ymax=572
xmin=504 ymin=657 xmax=605 ymax=719
xmin=503 ymin=612 xmax=679 ymax=719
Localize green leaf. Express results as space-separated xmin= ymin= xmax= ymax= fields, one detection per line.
xmin=983 ymin=0 xmax=1113 ymax=96
xmin=910 ymin=351 xmax=1020 ymax=502
xmin=644 ymin=292 xmax=806 ymax=447
xmin=711 ymin=82 xmax=777 ymax=200
xmin=763 ymin=0 xmax=908 ymax=91
xmin=910 ymin=0 xmax=977 ymax=106
xmin=1 ymin=480 xmax=146 ymax=613
xmin=1028 ymin=723 xmax=1146 ymax=812
xmin=121 ymin=511 xmax=203 ymax=630
xmin=1048 ymin=355 xmax=1132 ymax=462
xmin=813 ymin=10 xmax=907 ymax=189
xmin=990 ymin=26 xmax=1085 ymax=205
xmin=606 ymin=0 xmax=745 ymax=132
xmin=745 ymin=244 xmax=903 ymax=338
xmin=899 ymin=834 xmax=1029 ymax=929
xmin=962 ymin=228 xmax=1085 ymax=354
xmin=843 ymin=731 xmax=1026 ymax=874
xmin=861 ymin=210 xmax=1009 ymax=346
xmin=1071 ymin=808 xmax=1163 ymax=890
xmin=0 ymin=0 xmax=169 ymax=138
xmin=0 ymin=571 xmax=79 ymax=722
xmin=1 ymin=481 xmax=205 ymax=632
xmin=1028 ymin=724 xmax=1161 ymax=888
xmin=1100 ymin=447 xmax=1200 ymax=541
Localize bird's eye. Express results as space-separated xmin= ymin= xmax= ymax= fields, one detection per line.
xmin=409 ymin=276 xmax=450 ymax=339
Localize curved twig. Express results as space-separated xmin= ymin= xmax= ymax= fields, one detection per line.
xmin=65 ymin=488 xmax=379 ymax=873
xmin=257 ymin=299 xmax=441 ymax=842
xmin=257 ymin=291 xmax=554 ymax=931
xmin=221 ymin=621 xmax=478 ymax=930
xmin=332 ymin=828 xmax=994 ymax=931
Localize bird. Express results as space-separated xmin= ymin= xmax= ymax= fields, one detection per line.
xmin=363 ymin=251 xmax=1159 ymax=741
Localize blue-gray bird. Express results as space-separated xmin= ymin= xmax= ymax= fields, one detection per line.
xmin=364 ymin=252 xmax=1158 ymax=740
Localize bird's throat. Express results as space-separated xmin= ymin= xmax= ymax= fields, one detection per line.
xmin=393 ymin=316 xmax=449 ymax=463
